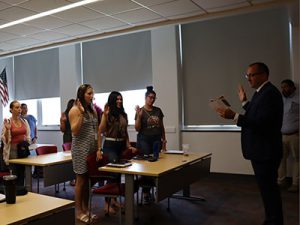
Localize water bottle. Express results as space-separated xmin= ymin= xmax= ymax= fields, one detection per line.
xmin=3 ymin=174 xmax=17 ymax=204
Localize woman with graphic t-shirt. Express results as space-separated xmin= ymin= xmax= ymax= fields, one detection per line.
xmin=135 ymin=86 xmax=167 ymax=203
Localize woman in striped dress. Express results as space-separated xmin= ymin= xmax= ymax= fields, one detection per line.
xmin=69 ymin=84 xmax=99 ymax=223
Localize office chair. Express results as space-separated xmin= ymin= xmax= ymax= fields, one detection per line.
xmin=35 ymin=146 xmax=61 ymax=193
xmin=62 ymin=142 xmax=74 ymax=187
xmin=87 ymin=151 xmax=139 ymax=225
xmin=86 ymin=151 xmax=124 ymax=225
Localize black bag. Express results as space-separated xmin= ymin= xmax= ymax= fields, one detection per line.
xmin=17 ymin=141 xmax=30 ymax=158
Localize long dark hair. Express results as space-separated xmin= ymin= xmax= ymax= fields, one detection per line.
xmin=107 ymin=91 xmax=127 ymax=122
xmin=76 ymin=84 xmax=94 ymax=113
xmin=65 ymin=99 xmax=75 ymax=115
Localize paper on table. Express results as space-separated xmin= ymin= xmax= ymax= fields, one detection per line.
xmin=0 ymin=193 xmax=5 ymax=202
xmin=209 ymin=96 xmax=231 ymax=111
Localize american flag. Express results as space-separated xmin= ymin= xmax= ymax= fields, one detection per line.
xmin=0 ymin=68 xmax=9 ymax=106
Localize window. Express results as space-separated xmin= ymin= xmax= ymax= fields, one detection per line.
xmin=3 ymin=99 xmax=37 ymax=120
xmin=3 ymin=98 xmax=60 ymax=128
xmin=40 ymin=97 xmax=61 ymax=126
xmin=94 ymin=89 xmax=145 ymax=125
xmin=20 ymin=99 xmax=38 ymax=119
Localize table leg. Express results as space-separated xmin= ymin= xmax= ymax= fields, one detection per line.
xmin=125 ymin=174 xmax=134 ymax=225
xmin=24 ymin=165 xmax=32 ymax=192
xmin=172 ymin=185 xmax=206 ymax=201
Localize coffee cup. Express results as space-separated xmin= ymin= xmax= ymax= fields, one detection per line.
xmin=3 ymin=175 xmax=17 ymax=204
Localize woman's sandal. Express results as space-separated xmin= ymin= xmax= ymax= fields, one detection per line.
xmin=104 ymin=204 xmax=117 ymax=216
xmin=77 ymin=213 xmax=97 ymax=224
xmin=111 ymin=201 xmax=123 ymax=209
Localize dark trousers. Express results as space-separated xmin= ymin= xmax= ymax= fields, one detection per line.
xmin=251 ymin=159 xmax=284 ymax=225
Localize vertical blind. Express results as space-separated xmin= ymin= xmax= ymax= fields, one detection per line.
xmin=181 ymin=7 xmax=291 ymax=126
xmin=82 ymin=31 xmax=152 ymax=93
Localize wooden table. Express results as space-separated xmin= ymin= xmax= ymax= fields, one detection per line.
xmin=8 ymin=152 xmax=75 ymax=192
xmin=99 ymin=152 xmax=211 ymax=225
xmin=0 ymin=192 xmax=75 ymax=225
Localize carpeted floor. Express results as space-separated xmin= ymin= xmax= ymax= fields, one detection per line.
xmin=35 ymin=173 xmax=299 ymax=225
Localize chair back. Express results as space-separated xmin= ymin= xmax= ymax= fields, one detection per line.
xmin=86 ymin=151 xmax=113 ymax=181
xmin=36 ymin=146 xmax=58 ymax=155
xmin=62 ymin=142 xmax=72 ymax=151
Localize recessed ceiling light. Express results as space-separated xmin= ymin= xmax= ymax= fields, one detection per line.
xmin=0 ymin=0 xmax=102 ymax=30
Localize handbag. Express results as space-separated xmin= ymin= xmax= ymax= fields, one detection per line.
xmin=17 ymin=141 xmax=30 ymax=158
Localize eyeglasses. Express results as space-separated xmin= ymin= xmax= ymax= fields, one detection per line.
xmin=147 ymin=95 xmax=157 ymax=100
xmin=245 ymin=72 xmax=263 ymax=79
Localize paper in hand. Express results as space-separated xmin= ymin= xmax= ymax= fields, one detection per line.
xmin=209 ymin=96 xmax=231 ymax=111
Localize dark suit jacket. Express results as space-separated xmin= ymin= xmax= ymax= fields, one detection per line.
xmin=237 ymin=82 xmax=283 ymax=161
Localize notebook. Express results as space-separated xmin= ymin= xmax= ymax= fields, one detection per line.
xmin=106 ymin=159 xmax=132 ymax=168
xmin=0 ymin=193 xmax=5 ymax=203
xmin=165 ymin=150 xmax=184 ymax=154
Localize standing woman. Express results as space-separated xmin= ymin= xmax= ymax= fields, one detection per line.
xmin=1 ymin=100 xmax=31 ymax=186
xmin=135 ymin=86 xmax=167 ymax=154
xmin=60 ymin=99 xmax=75 ymax=144
xmin=97 ymin=91 xmax=136 ymax=214
xmin=69 ymin=84 xmax=99 ymax=223
xmin=135 ymin=86 xmax=167 ymax=203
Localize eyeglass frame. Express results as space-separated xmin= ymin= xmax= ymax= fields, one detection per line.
xmin=245 ymin=72 xmax=263 ymax=79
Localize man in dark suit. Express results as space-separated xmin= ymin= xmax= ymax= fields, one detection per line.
xmin=217 ymin=62 xmax=284 ymax=225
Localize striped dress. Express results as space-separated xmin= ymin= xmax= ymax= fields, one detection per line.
xmin=71 ymin=112 xmax=98 ymax=174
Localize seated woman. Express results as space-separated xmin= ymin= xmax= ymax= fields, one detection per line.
xmin=1 ymin=100 xmax=31 ymax=186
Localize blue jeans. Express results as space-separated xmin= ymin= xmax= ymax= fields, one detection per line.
xmin=137 ymin=134 xmax=162 ymax=156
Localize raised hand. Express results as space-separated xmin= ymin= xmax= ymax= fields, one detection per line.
xmin=238 ymin=84 xmax=247 ymax=102
xmin=135 ymin=105 xmax=143 ymax=118
xmin=76 ymin=99 xmax=84 ymax=114
xmin=3 ymin=118 xmax=11 ymax=130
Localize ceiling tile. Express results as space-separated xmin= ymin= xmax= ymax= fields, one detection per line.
xmin=54 ymin=5 xmax=104 ymax=23
xmin=87 ymin=0 xmax=141 ymax=15
xmin=0 ymin=42 xmax=20 ymax=52
xmin=114 ymin=8 xmax=164 ymax=25
xmin=192 ymin=0 xmax=249 ymax=11
xmin=150 ymin=0 xmax=204 ymax=18
xmin=0 ymin=6 xmax=35 ymax=21
xmin=18 ymin=0 xmax=71 ymax=12
xmin=134 ymin=0 xmax=177 ymax=7
xmin=251 ymin=0 xmax=275 ymax=4
xmin=53 ymin=24 xmax=97 ymax=36
xmin=28 ymin=30 xmax=69 ymax=41
xmin=2 ymin=23 xmax=44 ymax=36
xmin=0 ymin=0 xmax=28 ymax=6
xmin=0 ymin=31 xmax=19 ymax=41
xmin=5 ymin=37 xmax=46 ymax=46
xmin=80 ymin=16 xmax=129 ymax=31
xmin=25 ymin=15 xmax=72 ymax=29
xmin=0 ymin=1 xmax=10 ymax=10
xmin=0 ymin=18 xmax=8 ymax=25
